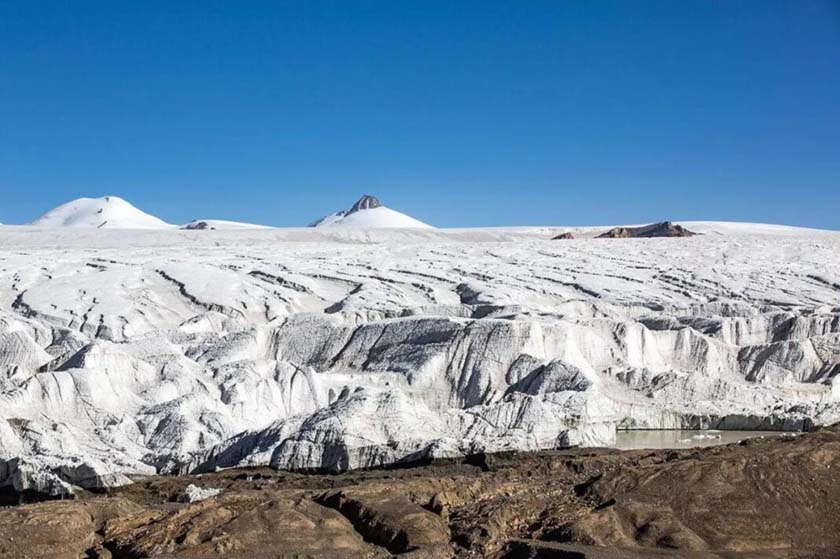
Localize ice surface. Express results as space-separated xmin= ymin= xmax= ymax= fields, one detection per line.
xmin=0 ymin=222 xmax=839 ymax=495
xmin=179 ymin=484 xmax=222 ymax=503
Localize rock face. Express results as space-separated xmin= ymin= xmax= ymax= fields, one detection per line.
xmin=0 ymin=225 xmax=839 ymax=497
xmin=1 ymin=427 xmax=839 ymax=558
xmin=597 ymin=221 xmax=696 ymax=238
xmin=311 ymin=195 xmax=432 ymax=228
xmin=552 ymin=232 xmax=574 ymax=240
xmin=349 ymin=194 xmax=383 ymax=212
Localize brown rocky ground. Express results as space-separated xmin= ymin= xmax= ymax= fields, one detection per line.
xmin=1 ymin=426 xmax=839 ymax=559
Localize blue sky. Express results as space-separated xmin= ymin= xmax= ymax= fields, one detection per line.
xmin=1 ymin=1 xmax=839 ymax=228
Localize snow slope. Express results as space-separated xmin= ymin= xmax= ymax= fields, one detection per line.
xmin=181 ymin=219 xmax=273 ymax=230
xmin=29 ymin=196 xmax=172 ymax=229
xmin=540 ymin=221 xmax=837 ymax=240
xmin=0 ymin=223 xmax=839 ymax=496
xmin=312 ymin=195 xmax=432 ymax=228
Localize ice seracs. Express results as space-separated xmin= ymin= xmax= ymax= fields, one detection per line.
xmin=311 ymin=194 xmax=433 ymax=228
xmin=29 ymin=196 xmax=172 ymax=229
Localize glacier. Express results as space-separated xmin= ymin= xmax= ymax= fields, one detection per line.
xmin=1 ymin=222 xmax=839 ymax=497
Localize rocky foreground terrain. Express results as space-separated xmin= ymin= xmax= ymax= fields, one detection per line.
xmin=1 ymin=425 xmax=839 ymax=559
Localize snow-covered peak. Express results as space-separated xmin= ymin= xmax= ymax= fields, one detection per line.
xmin=30 ymin=196 xmax=172 ymax=229
xmin=311 ymin=195 xmax=432 ymax=229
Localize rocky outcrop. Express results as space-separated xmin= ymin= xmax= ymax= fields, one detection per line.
xmin=597 ymin=221 xmax=696 ymax=238
xmin=349 ymin=194 xmax=383 ymax=212
xmin=317 ymin=488 xmax=453 ymax=557
xmin=182 ymin=220 xmax=214 ymax=230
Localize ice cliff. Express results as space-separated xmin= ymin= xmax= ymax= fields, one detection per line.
xmin=0 ymin=223 xmax=838 ymax=496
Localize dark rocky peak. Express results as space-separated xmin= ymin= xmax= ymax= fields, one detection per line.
xmin=348 ymin=195 xmax=382 ymax=214
xmin=598 ymin=221 xmax=697 ymax=238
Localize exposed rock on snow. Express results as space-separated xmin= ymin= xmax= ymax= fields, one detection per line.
xmin=311 ymin=194 xmax=432 ymax=228
xmin=29 ymin=196 xmax=172 ymax=229
xmin=0 ymin=224 xmax=839 ymax=496
xmin=182 ymin=220 xmax=214 ymax=230
xmin=348 ymin=194 xmax=383 ymax=212
xmin=552 ymin=232 xmax=574 ymax=240
xmin=181 ymin=219 xmax=273 ymax=230
xmin=597 ymin=221 xmax=696 ymax=238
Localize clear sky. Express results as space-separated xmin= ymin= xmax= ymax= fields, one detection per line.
xmin=1 ymin=1 xmax=839 ymax=228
